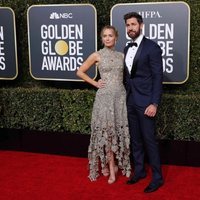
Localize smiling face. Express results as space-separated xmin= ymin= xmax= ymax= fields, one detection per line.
xmin=125 ymin=17 xmax=143 ymax=40
xmin=101 ymin=27 xmax=118 ymax=48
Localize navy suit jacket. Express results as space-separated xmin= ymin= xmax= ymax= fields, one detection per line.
xmin=124 ymin=36 xmax=163 ymax=107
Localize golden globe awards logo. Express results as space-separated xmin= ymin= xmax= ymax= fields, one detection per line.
xmin=0 ymin=7 xmax=18 ymax=80
xmin=125 ymin=20 xmax=175 ymax=75
xmin=28 ymin=4 xmax=97 ymax=81
xmin=40 ymin=24 xmax=83 ymax=71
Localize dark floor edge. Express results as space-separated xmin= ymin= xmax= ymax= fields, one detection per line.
xmin=0 ymin=128 xmax=200 ymax=166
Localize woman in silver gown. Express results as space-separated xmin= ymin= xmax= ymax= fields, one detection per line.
xmin=77 ymin=25 xmax=131 ymax=184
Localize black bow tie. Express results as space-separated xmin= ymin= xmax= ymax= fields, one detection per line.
xmin=127 ymin=42 xmax=138 ymax=47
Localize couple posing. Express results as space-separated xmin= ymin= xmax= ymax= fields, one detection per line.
xmin=77 ymin=12 xmax=163 ymax=193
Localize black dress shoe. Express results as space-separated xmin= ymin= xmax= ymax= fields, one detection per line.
xmin=126 ymin=175 xmax=146 ymax=185
xmin=144 ymin=181 xmax=163 ymax=193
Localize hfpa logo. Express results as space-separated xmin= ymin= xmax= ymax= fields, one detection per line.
xmin=50 ymin=12 xmax=73 ymax=19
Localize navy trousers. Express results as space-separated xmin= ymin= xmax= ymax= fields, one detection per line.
xmin=127 ymin=97 xmax=163 ymax=182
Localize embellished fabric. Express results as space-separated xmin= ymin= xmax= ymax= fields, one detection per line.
xmin=88 ymin=47 xmax=131 ymax=181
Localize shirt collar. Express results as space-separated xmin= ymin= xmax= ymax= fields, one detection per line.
xmin=133 ymin=33 xmax=144 ymax=47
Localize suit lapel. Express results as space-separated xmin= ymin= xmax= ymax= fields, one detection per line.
xmin=124 ymin=46 xmax=131 ymax=78
xmin=130 ymin=37 xmax=145 ymax=78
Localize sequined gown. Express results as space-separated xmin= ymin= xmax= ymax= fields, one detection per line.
xmin=88 ymin=47 xmax=131 ymax=181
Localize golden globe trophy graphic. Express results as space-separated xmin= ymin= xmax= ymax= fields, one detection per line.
xmin=55 ymin=40 xmax=68 ymax=56
xmin=28 ymin=4 xmax=97 ymax=81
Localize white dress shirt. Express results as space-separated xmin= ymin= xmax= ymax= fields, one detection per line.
xmin=125 ymin=34 xmax=144 ymax=74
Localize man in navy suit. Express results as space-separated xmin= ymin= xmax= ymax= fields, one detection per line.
xmin=123 ymin=12 xmax=164 ymax=193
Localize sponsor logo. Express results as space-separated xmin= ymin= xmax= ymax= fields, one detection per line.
xmin=50 ymin=12 xmax=73 ymax=19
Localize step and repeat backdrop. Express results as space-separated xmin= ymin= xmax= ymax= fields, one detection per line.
xmin=0 ymin=7 xmax=18 ymax=80
xmin=111 ymin=2 xmax=190 ymax=84
xmin=0 ymin=2 xmax=190 ymax=84
xmin=27 ymin=4 xmax=97 ymax=81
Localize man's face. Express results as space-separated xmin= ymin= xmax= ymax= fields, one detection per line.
xmin=125 ymin=17 xmax=143 ymax=40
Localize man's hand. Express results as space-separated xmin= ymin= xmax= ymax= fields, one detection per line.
xmin=144 ymin=104 xmax=158 ymax=117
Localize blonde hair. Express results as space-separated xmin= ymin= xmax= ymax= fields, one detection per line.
xmin=100 ymin=25 xmax=119 ymax=39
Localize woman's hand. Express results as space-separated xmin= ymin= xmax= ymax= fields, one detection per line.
xmin=96 ymin=79 xmax=106 ymax=89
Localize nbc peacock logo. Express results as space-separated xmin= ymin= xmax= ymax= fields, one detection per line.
xmin=49 ymin=12 xmax=73 ymax=19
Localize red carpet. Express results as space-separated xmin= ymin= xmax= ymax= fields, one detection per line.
xmin=0 ymin=150 xmax=199 ymax=200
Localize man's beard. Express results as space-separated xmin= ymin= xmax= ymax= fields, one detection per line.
xmin=128 ymin=29 xmax=140 ymax=40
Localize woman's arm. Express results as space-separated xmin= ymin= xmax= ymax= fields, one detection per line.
xmin=76 ymin=52 xmax=99 ymax=88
